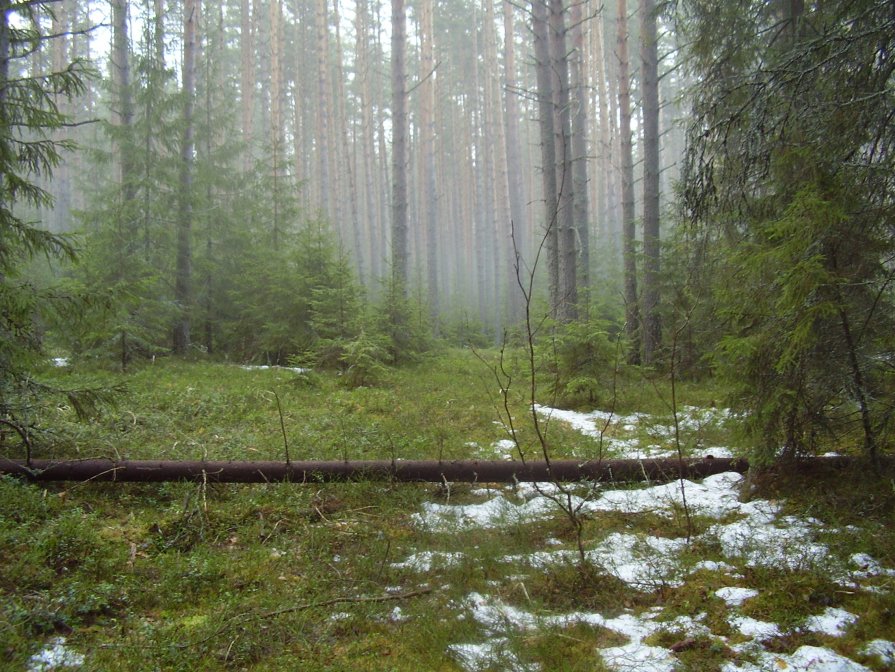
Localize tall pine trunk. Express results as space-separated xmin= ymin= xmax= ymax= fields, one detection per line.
xmin=390 ymin=0 xmax=408 ymax=293
xmin=617 ymin=0 xmax=640 ymax=363
xmin=532 ymin=0 xmax=559 ymax=317
xmin=174 ymin=0 xmax=197 ymax=355
xmin=640 ymin=0 xmax=661 ymax=363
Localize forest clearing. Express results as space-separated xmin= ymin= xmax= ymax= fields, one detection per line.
xmin=2 ymin=354 xmax=894 ymax=671
xmin=3 ymin=0 xmax=895 ymax=669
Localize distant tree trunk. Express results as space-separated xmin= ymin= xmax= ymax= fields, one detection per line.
xmin=50 ymin=1 xmax=71 ymax=233
xmin=390 ymin=0 xmax=408 ymax=293
xmin=315 ymin=0 xmax=332 ymax=217
xmin=419 ymin=0 xmax=438 ymax=327
xmin=270 ymin=0 xmax=284 ymax=247
xmin=174 ymin=0 xmax=197 ymax=355
xmin=502 ymin=0 xmax=527 ymax=322
xmin=592 ymin=4 xmax=615 ymax=255
xmin=484 ymin=0 xmax=510 ymax=337
xmin=356 ymin=0 xmax=381 ymax=282
xmin=549 ymin=0 xmax=577 ymax=322
xmin=640 ymin=0 xmax=661 ymax=363
xmin=240 ymin=0 xmax=254 ymax=173
xmin=333 ymin=0 xmax=365 ymax=281
xmin=111 ymin=0 xmax=135 ymax=369
xmin=570 ymin=0 xmax=590 ymax=313
xmin=617 ymin=0 xmax=640 ymax=363
xmin=532 ymin=0 xmax=559 ymax=317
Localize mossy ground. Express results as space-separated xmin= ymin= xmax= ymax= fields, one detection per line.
xmin=2 ymin=349 xmax=893 ymax=670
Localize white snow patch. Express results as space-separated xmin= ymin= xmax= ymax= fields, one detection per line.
xmin=492 ymin=439 xmax=517 ymax=459
xmin=722 ymin=645 xmax=870 ymax=671
xmin=392 ymin=551 xmax=464 ymax=572
xmin=715 ymin=586 xmax=758 ymax=607
xmin=728 ymin=614 xmax=781 ymax=640
xmin=240 ymin=365 xmax=309 ymax=374
xmin=849 ymin=552 xmax=895 ymax=579
xmin=709 ymin=514 xmax=827 ymax=571
xmin=861 ymin=639 xmax=895 ymax=664
xmin=599 ymin=642 xmax=680 ymax=672
xmin=803 ymin=607 xmax=858 ymax=637
xmin=460 ymin=592 xmax=710 ymax=672
xmin=692 ymin=560 xmax=739 ymax=574
xmin=28 ymin=638 xmax=84 ymax=671
xmin=447 ymin=639 xmax=537 ymax=672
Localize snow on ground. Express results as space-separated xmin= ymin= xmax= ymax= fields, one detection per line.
xmin=239 ymin=364 xmax=309 ymax=374
xmin=402 ymin=404 xmax=894 ymax=672
xmin=534 ymin=403 xmax=735 ymax=459
xmin=27 ymin=638 xmax=84 ymax=671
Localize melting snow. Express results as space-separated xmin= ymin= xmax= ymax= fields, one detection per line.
xmin=715 ymin=586 xmax=758 ymax=607
xmin=239 ymin=364 xmax=309 ymax=374
xmin=408 ymin=404 xmax=893 ymax=672
xmin=861 ymin=639 xmax=895 ymax=664
xmin=723 ymin=645 xmax=871 ymax=671
xmin=28 ymin=638 xmax=84 ymax=671
xmin=804 ymin=607 xmax=858 ymax=637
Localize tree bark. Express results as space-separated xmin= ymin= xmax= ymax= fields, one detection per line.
xmin=640 ymin=0 xmax=661 ymax=363
xmin=532 ymin=0 xmax=560 ymax=317
xmin=549 ymin=0 xmax=577 ymax=322
xmin=390 ymin=0 xmax=408 ymax=293
xmin=419 ymin=0 xmax=438 ymax=326
xmin=617 ymin=0 xmax=640 ymax=363
xmin=174 ymin=0 xmax=197 ymax=356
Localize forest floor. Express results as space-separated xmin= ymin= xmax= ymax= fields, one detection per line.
xmin=2 ymin=348 xmax=894 ymax=671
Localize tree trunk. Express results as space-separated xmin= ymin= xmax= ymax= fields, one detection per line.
xmin=315 ymin=0 xmax=332 ymax=218
xmin=640 ymin=0 xmax=661 ymax=364
xmin=502 ymin=0 xmax=527 ymax=322
xmin=240 ymin=0 xmax=254 ymax=172
xmin=174 ymin=0 xmax=197 ymax=356
xmin=549 ymin=0 xmax=577 ymax=322
xmin=270 ymin=0 xmax=284 ymax=247
xmin=390 ymin=0 xmax=408 ymax=293
xmin=570 ymin=0 xmax=590 ymax=313
xmin=617 ymin=0 xmax=640 ymax=363
xmin=333 ymin=0 xmax=365 ymax=281
xmin=532 ymin=0 xmax=560 ymax=317
xmin=419 ymin=0 xmax=439 ymax=327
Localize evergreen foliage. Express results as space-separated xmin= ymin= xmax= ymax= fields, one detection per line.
xmin=679 ymin=0 xmax=895 ymax=463
xmin=0 ymin=1 xmax=93 ymax=445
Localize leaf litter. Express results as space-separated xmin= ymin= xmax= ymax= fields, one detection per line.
xmin=401 ymin=405 xmax=894 ymax=671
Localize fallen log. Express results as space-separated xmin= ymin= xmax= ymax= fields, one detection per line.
xmin=0 ymin=456 xmax=749 ymax=483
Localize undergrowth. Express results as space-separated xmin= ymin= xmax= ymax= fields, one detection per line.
xmin=0 ymin=349 xmax=892 ymax=670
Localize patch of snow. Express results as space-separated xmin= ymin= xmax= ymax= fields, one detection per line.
xmin=392 ymin=551 xmax=464 ymax=572
xmin=803 ymin=607 xmax=858 ymax=637
xmin=715 ymin=586 xmax=758 ymax=607
xmin=599 ymin=643 xmax=679 ymax=672
xmin=850 ymin=552 xmax=895 ymax=579
xmin=728 ymin=614 xmax=781 ymax=640
xmin=492 ymin=439 xmax=517 ymax=459
xmin=28 ymin=638 xmax=84 ymax=671
xmin=389 ymin=606 xmax=409 ymax=623
xmin=500 ymin=533 xmax=690 ymax=592
xmin=861 ymin=639 xmax=895 ymax=665
xmin=723 ymin=645 xmax=870 ymax=671
xmin=709 ymin=514 xmax=827 ymax=571
xmin=691 ymin=560 xmax=739 ymax=574
xmin=447 ymin=639 xmax=538 ymax=672
xmin=240 ymin=365 xmax=309 ymax=374
xmin=588 ymin=532 xmax=688 ymax=590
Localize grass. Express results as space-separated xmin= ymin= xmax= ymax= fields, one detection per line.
xmin=1 ymin=348 xmax=894 ymax=671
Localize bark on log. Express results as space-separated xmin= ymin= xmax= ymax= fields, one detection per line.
xmin=0 ymin=457 xmax=749 ymax=484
